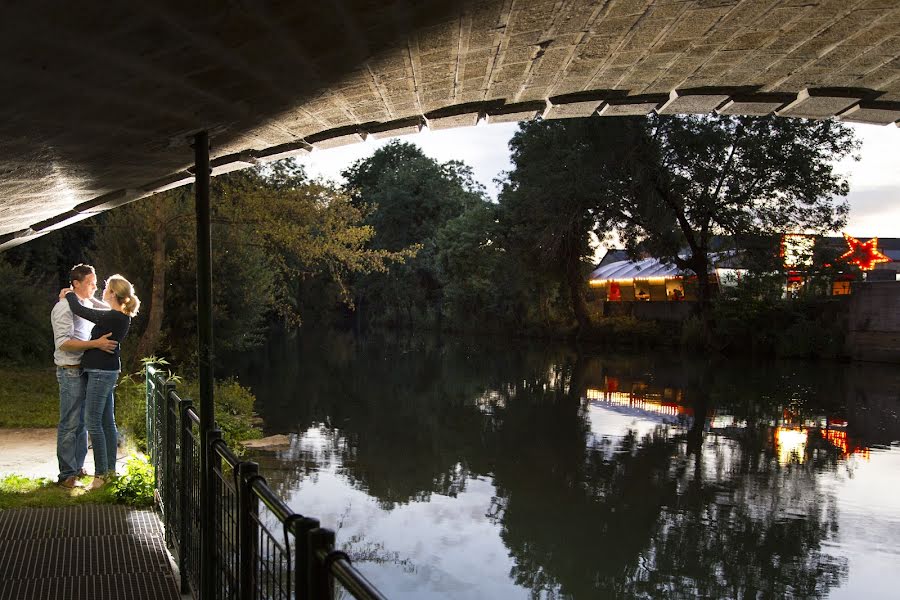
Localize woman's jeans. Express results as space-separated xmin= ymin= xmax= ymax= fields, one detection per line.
xmin=83 ymin=369 xmax=120 ymax=476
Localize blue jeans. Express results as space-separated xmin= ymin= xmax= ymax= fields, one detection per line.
xmin=83 ymin=369 xmax=120 ymax=476
xmin=56 ymin=367 xmax=88 ymax=480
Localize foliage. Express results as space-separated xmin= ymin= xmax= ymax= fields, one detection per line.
xmin=0 ymin=257 xmax=55 ymax=365
xmin=498 ymin=119 xmax=617 ymax=333
xmin=180 ymin=378 xmax=263 ymax=450
xmin=0 ymin=368 xmax=60 ymax=428
xmin=712 ymin=276 xmax=847 ymax=358
xmin=343 ymin=141 xmax=485 ymax=329
xmin=109 ymin=454 xmax=155 ymax=506
xmin=614 ymin=115 xmax=857 ymax=310
xmin=500 ymin=115 xmax=858 ymax=319
xmin=116 ymin=374 xmax=148 ymax=448
xmin=88 ymin=160 xmax=411 ymax=366
xmin=434 ymin=202 xmax=514 ymax=329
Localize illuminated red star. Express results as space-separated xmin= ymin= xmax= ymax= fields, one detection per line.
xmin=839 ymin=234 xmax=891 ymax=271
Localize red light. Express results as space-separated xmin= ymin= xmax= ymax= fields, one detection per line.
xmin=839 ymin=234 xmax=891 ymax=271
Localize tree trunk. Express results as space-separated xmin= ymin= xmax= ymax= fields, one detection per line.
xmin=133 ymin=202 xmax=167 ymax=365
xmin=693 ymin=253 xmax=712 ymax=321
xmin=565 ymin=246 xmax=591 ymax=336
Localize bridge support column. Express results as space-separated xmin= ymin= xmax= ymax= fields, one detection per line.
xmin=193 ymin=130 xmax=216 ymax=599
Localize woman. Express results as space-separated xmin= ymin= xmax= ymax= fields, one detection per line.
xmin=64 ymin=274 xmax=140 ymax=489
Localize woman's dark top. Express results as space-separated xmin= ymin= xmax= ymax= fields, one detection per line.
xmin=65 ymin=292 xmax=131 ymax=372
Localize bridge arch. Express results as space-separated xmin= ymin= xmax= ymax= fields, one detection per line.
xmin=1 ymin=0 xmax=898 ymax=249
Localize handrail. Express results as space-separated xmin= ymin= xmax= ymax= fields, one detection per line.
xmin=249 ymin=476 xmax=295 ymax=524
xmin=330 ymin=556 xmax=389 ymax=600
xmin=145 ymin=364 xmax=390 ymax=600
xmin=211 ymin=438 xmax=240 ymax=469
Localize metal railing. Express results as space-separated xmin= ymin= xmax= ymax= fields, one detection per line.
xmin=146 ymin=365 xmax=388 ymax=600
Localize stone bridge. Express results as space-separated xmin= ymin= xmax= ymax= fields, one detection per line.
xmin=1 ymin=0 xmax=898 ymax=250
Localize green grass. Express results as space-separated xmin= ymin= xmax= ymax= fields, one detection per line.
xmin=0 ymin=473 xmax=117 ymax=509
xmin=0 ymin=368 xmax=60 ymax=428
xmin=0 ymin=453 xmax=155 ymax=510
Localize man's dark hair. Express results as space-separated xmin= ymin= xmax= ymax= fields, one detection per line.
xmin=69 ymin=263 xmax=95 ymax=285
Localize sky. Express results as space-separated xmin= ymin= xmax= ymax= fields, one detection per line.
xmin=293 ymin=120 xmax=900 ymax=239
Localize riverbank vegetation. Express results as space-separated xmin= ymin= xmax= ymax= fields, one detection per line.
xmin=0 ymin=365 xmax=261 ymax=450
xmin=0 ymin=114 xmax=860 ymax=368
xmin=0 ymin=454 xmax=155 ymax=509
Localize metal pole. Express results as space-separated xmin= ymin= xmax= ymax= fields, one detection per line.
xmin=193 ymin=130 xmax=215 ymax=599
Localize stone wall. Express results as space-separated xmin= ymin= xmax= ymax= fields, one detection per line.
xmin=846 ymin=281 xmax=900 ymax=363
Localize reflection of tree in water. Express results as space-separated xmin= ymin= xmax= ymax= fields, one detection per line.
xmin=489 ymin=356 xmax=849 ymax=599
xmin=246 ymin=332 xmax=577 ymax=508
xmin=634 ymin=437 xmax=847 ymax=599
xmin=237 ymin=336 xmax=859 ymax=599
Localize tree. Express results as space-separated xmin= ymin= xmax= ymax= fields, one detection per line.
xmin=342 ymin=140 xmax=485 ymax=328
xmin=502 ymin=116 xmax=858 ymax=321
xmin=616 ymin=115 xmax=857 ymax=314
xmin=498 ymin=119 xmax=624 ymax=334
xmin=90 ymin=160 xmax=410 ymax=366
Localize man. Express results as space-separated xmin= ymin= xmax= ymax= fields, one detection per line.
xmin=51 ymin=264 xmax=117 ymax=488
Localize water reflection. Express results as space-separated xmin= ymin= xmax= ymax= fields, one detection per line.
xmin=231 ymin=332 xmax=900 ymax=599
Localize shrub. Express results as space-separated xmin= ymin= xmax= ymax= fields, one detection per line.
xmin=116 ymin=367 xmax=262 ymax=452
xmin=0 ymin=258 xmax=53 ymax=365
xmin=110 ymin=454 xmax=155 ymax=506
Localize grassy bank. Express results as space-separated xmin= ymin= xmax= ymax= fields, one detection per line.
xmin=0 ymin=365 xmax=262 ymax=447
xmin=0 ymin=474 xmax=117 ymax=509
xmin=0 ymin=368 xmax=61 ymax=428
xmin=0 ymin=365 xmax=260 ymax=509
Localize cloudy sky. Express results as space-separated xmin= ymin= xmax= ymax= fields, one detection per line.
xmin=294 ymin=120 xmax=899 ymax=238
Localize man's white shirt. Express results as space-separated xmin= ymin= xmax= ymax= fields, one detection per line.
xmin=51 ymin=297 xmax=93 ymax=366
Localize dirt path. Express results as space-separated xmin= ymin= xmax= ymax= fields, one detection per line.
xmin=0 ymin=428 xmax=129 ymax=480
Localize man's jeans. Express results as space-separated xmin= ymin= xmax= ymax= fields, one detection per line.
xmin=84 ymin=369 xmax=120 ymax=475
xmin=56 ymin=367 xmax=88 ymax=480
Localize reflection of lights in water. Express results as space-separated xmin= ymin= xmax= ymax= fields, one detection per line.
xmin=709 ymin=415 xmax=747 ymax=428
xmin=821 ymin=429 xmax=870 ymax=461
xmin=585 ymin=388 xmax=688 ymax=417
xmin=776 ymin=427 xmax=808 ymax=464
xmin=474 ymin=390 xmax=506 ymax=413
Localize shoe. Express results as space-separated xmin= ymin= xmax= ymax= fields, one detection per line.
xmin=87 ymin=477 xmax=105 ymax=490
xmin=77 ymin=468 xmax=89 ymax=477
xmin=59 ymin=476 xmax=82 ymax=489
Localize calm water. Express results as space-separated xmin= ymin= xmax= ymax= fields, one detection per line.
xmin=230 ymin=332 xmax=900 ymax=600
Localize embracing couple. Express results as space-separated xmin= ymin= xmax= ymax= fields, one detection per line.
xmin=51 ymin=264 xmax=140 ymax=489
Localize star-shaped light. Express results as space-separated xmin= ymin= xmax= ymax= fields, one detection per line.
xmin=839 ymin=233 xmax=891 ymax=271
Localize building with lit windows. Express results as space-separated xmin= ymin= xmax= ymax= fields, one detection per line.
xmin=588 ymin=235 xmax=897 ymax=304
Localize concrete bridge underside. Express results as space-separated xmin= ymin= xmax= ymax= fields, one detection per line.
xmin=1 ymin=0 xmax=899 ymax=250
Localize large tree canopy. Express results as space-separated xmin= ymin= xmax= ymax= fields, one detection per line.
xmin=342 ymin=140 xmax=488 ymax=328
xmin=89 ymin=162 xmax=410 ymax=367
xmin=501 ymin=115 xmax=858 ymax=317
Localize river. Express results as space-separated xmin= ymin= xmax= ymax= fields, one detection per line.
xmin=230 ymin=331 xmax=900 ymax=600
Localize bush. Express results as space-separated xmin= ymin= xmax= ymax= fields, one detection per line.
xmin=115 ymin=368 xmax=262 ymax=452
xmin=182 ymin=378 xmax=263 ymax=450
xmin=110 ymin=454 xmax=155 ymax=506
xmin=587 ymin=315 xmax=666 ymax=347
xmin=0 ymin=258 xmax=54 ymax=365
xmin=710 ymin=294 xmax=847 ymax=359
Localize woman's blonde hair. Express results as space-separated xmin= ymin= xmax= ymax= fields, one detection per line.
xmin=106 ymin=274 xmax=141 ymax=317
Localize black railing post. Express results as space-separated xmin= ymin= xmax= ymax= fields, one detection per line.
xmin=291 ymin=517 xmax=320 ymax=600
xmin=308 ymin=528 xmax=336 ymax=600
xmin=162 ymin=380 xmax=177 ymax=546
xmin=193 ymin=130 xmax=216 ymax=600
xmin=179 ymin=398 xmax=194 ymax=595
xmin=208 ymin=429 xmax=223 ymax=599
xmin=238 ymin=464 xmax=259 ymax=600
xmin=145 ymin=366 xmax=155 ymax=466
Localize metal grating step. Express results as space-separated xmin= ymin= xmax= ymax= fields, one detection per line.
xmin=0 ymin=572 xmax=179 ymax=600
xmin=0 ymin=505 xmax=180 ymax=600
